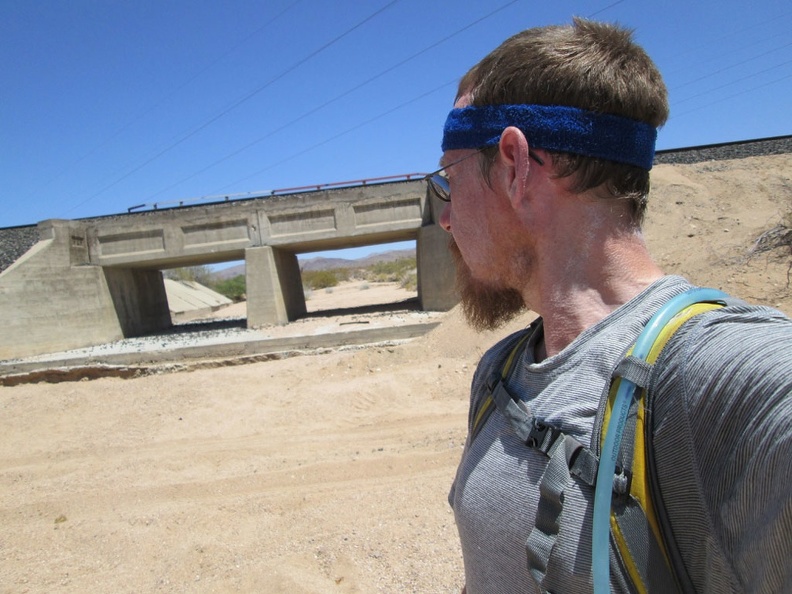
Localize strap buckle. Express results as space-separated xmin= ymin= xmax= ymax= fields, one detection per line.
xmin=526 ymin=419 xmax=561 ymax=453
xmin=612 ymin=465 xmax=633 ymax=500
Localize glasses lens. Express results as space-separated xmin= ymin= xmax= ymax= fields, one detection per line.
xmin=429 ymin=174 xmax=450 ymax=202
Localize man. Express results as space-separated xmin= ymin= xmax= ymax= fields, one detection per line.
xmin=431 ymin=18 xmax=792 ymax=593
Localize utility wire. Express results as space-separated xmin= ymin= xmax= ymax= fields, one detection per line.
xmin=144 ymin=0 xmax=520 ymax=202
xmin=61 ymin=0 xmax=401 ymax=216
xmin=128 ymin=79 xmax=457 ymax=210
xmin=673 ymin=58 xmax=792 ymax=105
xmin=586 ymin=0 xmax=627 ymax=18
xmin=166 ymin=0 xmax=790 ymax=204
xmin=56 ymin=1 xmax=792 ymax=215
xmin=665 ymin=28 xmax=789 ymax=79
xmin=670 ymin=72 xmax=792 ymax=120
xmin=212 ymin=0 xmax=792 ymax=195
xmin=672 ymin=39 xmax=792 ymax=91
xmin=209 ymin=79 xmax=458 ymax=195
xmin=662 ymin=9 xmax=792 ymax=69
xmin=31 ymin=1 xmax=303 ymax=203
xmin=156 ymin=0 xmax=789 ymax=204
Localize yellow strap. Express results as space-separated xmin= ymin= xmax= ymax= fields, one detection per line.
xmin=471 ymin=331 xmax=533 ymax=436
xmin=471 ymin=397 xmax=494 ymax=436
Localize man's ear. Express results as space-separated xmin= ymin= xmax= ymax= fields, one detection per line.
xmin=497 ymin=126 xmax=532 ymax=207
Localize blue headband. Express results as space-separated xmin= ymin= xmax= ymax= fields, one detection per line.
xmin=442 ymin=104 xmax=657 ymax=170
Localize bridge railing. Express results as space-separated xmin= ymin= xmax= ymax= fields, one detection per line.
xmin=127 ymin=173 xmax=430 ymax=213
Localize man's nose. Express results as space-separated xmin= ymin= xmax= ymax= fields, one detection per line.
xmin=439 ymin=202 xmax=452 ymax=232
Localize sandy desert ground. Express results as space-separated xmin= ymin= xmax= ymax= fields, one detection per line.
xmin=1 ymin=154 xmax=790 ymax=593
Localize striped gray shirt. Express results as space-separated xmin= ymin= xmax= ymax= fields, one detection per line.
xmin=449 ymin=275 xmax=792 ymax=593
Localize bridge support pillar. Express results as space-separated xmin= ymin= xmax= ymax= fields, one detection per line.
xmin=245 ymin=246 xmax=306 ymax=327
xmin=103 ymin=267 xmax=171 ymax=337
xmin=417 ymin=223 xmax=458 ymax=311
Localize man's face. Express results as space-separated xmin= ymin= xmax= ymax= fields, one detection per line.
xmin=439 ymin=108 xmax=510 ymax=287
xmin=440 ymin=94 xmax=529 ymax=331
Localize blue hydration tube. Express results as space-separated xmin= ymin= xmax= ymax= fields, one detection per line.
xmin=592 ymin=288 xmax=727 ymax=594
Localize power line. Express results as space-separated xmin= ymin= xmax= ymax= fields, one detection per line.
xmin=143 ymin=0 xmax=520 ymax=202
xmin=661 ymin=8 xmax=792 ymax=69
xmin=49 ymin=1 xmax=792 ymax=218
xmin=28 ymin=1 xmax=303 ymax=203
xmin=207 ymin=79 xmax=458 ymax=195
xmin=674 ymin=58 xmax=792 ymax=106
xmin=163 ymin=0 xmax=790 ymax=202
xmin=60 ymin=0 xmax=401 ymax=216
xmin=673 ymin=39 xmax=792 ymax=91
xmin=586 ymin=0 xmax=627 ymax=19
xmin=670 ymin=72 xmax=792 ymax=120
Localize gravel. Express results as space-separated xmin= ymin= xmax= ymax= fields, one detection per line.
xmin=653 ymin=135 xmax=792 ymax=165
xmin=0 ymin=225 xmax=38 ymax=273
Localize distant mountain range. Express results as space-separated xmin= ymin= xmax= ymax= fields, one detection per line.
xmin=211 ymin=248 xmax=416 ymax=280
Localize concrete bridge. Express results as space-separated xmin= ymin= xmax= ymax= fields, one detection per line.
xmin=0 ymin=178 xmax=457 ymax=360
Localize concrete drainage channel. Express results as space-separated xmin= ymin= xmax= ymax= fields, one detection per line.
xmin=0 ymin=321 xmax=441 ymax=386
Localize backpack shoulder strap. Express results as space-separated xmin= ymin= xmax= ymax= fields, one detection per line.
xmin=469 ymin=322 xmax=537 ymax=442
xmin=640 ymin=301 xmax=730 ymax=592
xmin=476 ymin=320 xmax=600 ymax=591
xmin=594 ymin=291 xmax=728 ymax=594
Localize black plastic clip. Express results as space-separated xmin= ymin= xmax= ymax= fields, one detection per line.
xmin=526 ymin=419 xmax=560 ymax=453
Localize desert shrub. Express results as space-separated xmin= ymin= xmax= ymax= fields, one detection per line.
xmin=212 ymin=275 xmax=247 ymax=302
xmin=400 ymin=269 xmax=418 ymax=292
xmin=334 ymin=268 xmax=352 ymax=282
xmin=302 ymin=269 xmax=340 ymax=290
xmin=300 ymin=257 xmax=418 ymax=291
xmin=749 ymin=209 xmax=792 ymax=285
xmin=164 ymin=265 xmax=214 ymax=285
xmin=365 ymin=257 xmax=416 ymax=283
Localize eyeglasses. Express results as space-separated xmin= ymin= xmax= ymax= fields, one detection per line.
xmin=426 ymin=148 xmax=545 ymax=203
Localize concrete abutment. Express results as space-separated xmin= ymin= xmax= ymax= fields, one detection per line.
xmin=0 ymin=220 xmax=124 ymax=359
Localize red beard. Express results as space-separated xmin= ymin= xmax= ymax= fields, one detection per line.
xmin=449 ymin=237 xmax=525 ymax=331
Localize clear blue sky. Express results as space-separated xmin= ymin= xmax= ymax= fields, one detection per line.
xmin=2 ymin=0 xmax=791 ymax=254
